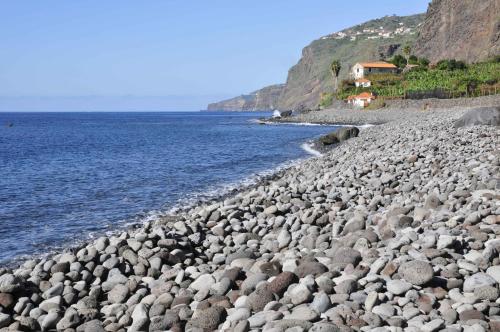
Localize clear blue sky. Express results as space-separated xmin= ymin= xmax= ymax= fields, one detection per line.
xmin=0 ymin=1 xmax=429 ymax=111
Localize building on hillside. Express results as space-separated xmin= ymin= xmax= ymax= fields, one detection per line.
xmin=351 ymin=61 xmax=398 ymax=79
xmin=354 ymin=78 xmax=372 ymax=88
xmin=347 ymin=92 xmax=376 ymax=108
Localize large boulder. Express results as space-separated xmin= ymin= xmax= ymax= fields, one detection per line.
xmin=454 ymin=106 xmax=500 ymax=127
xmin=335 ymin=127 xmax=360 ymax=141
xmin=319 ymin=126 xmax=360 ymax=146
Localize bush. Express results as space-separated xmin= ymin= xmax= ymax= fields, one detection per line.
xmin=365 ymin=98 xmax=386 ymax=110
xmin=436 ymin=59 xmax=467 ymax=71
xmin=319 ymin=92 xmax=334 ymax=109
xmin=367 ymin=73 xmax=403 ymax=85
xmin=390 ymin=55 xmax=407 ymax=68
xmin=418 ymin=58 xmax=430 ymax=67
xmin=409 ymin=55 xmax=419 ymax=65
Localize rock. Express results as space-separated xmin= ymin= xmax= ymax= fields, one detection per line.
xmin=190 ymin=305 xmax=226 ymax=330
xmin=341 ymin=216 xmax=366 ymax=234
xmin=226 ymin=308 xmax=251 ymax=322
xmin=289 ymin=284 xmax=313 ymax=305
xmin=76 ymin=319 xmax=105 ymax=332
xmin=459 ymin=309 xmax=485 ymax=322
xmin=310 ymin=322 xmax=341 ymax=332
xmin=122 ymin=249 xmax=138 ymax=265
xmin=335 ymin=127 xmax=360 ymax=141
xmin=386 ymin=279 xmax=412 ymax=295
xmin=334 ymin=279 xmax=357 ymax=294
xmin=191 ymin=274 xmax=216 ymax=292
xmin=0 ymin=293 xmax=14 ymax=309
xmin=454 ymin=106 xmax=500 ymax=127
xmin=295 ymin=260 xmax=328 ymax=278
xmin=421 ymin=319 xmax=445 ymax=332
xmin=398 ymin=260 xmax=434 ymax=285
xmin=424 ymin=194 xmax=441 ymax=209
xmin=463 ymin=273 xmax=497 ymax=292
xmin=0 ymin=312 xmax=11 ymax=328
xmin=288 ymin=305 xmax=320 ymax=321
xmin=0 ymin=274 xmax=20 ymax=293
xmin=486 ymin=266 xmax=500 ymax=283
xmin=330 ymin=247 xmax=361 ymax=266
xmin=268 ymin=272 xmax=298 ymax=296
xmin=474 ymin=285 xmax=499 ymax=300
xmin=277 ymin=229 xmax=292 ymax=249
xmin=108 ymin=284 xmax=129 ymax=303
xmin=319 ymin=133 xmax=340 ymax=146
xmin=311 ymin=292 xmax=331 ymax=313
xmin=41 ymin=310 xmax=60 ymax=331
xmin=365 ymin=292 xmax=379 ymax=312
xmin=264 ymin=206 xmax=278 ymax=215
xmin=130 ymin=303 xmax=149 ymax=331
xmin=437 ymin=235 xmax=454 ymax=249
xmin=372 ymin=303 xmax=395 ymax=318
xmin=248 ymin=286 xmax=274 ymax=312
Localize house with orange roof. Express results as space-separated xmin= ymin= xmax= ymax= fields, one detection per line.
xmin=352 ymin=61 xmax=397 ymax=79
xmin=354 ymin=78 xmax=372 ymax=88
xmin=347 ymin=92 xmax=376 ymax=108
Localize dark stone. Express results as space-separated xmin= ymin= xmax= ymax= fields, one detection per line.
xmin=459 ymin=309 xmax=485 ymax=322
xmin=319 ymin=133 xmax=339 ymax=146
xmin=189 ymin=305 xmax=226 ymax=330
xmin=454 ymin=106 xmax=500 ymax=127
xmin=335 ymin=127 xmax=360 ymax=142
xmin=0 ymin=293 xmax=14 ymax=309
xmin=268 ymin=272 xmax=298 ymax=296
xmin=248 ymin=285 xmax=275 ymax=312
xmin=295 ymin=260 xmax=328 ymax=278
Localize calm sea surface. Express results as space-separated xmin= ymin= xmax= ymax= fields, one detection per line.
xmin=0 ymin=112 xmax=337 ymax=264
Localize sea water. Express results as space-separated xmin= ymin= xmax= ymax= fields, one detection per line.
xmin=0 ymin=112 xmax=338 ymax=264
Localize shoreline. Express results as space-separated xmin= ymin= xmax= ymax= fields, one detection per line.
xmin=0 ymin=100 xmax=498 ymax=331
xmin=2 ymin=136 xmax=326 ymax=269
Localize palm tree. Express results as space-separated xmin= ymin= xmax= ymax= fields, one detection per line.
xmin=330 ymin=60 xmax=341 ymax=92
xmin=403 ymin=45 xmax=411 ymax=66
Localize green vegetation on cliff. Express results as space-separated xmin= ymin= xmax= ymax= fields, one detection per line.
xmin=278 ymin=14 xmax=426 ymax=110
xmin=337 ymin=59 xmax=500 ymax=100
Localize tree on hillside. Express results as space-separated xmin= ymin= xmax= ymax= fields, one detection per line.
xmin=391 ymin=55 xmax=407 ymax=69
xmin=403 ymin=45 xmax=411 ymax=66
xmin=330 ymin=60 xmax=341 ymax=92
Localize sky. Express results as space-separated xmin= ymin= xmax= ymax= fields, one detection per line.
xmin=0 ymin=1 xmax=429 ymax=111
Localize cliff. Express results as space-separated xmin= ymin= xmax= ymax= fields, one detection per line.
xmin=206 ymin=84 xmax=285 ymax=111
xmin=208 ymin=14 xmax=424 ymax=111
xmin=277 ymin=14 xmax=425 ymax=110
xmin=413 ymin=0 xmax=500 ymax=63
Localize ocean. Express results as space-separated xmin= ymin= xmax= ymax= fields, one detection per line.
xmin=0 ymin=112 xmax=338 ymax=265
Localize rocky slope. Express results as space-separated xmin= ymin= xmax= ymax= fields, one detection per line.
xmin=413 ymin=0 xmax=500 ymax=63
xmin=208 ymin=14 xmax=424 ymax=111
xmin=277 ymin=14 xmax=425 ymax=110
xmin=0 ymin=106 xmax=499 ymax=331
xmin=206 ymin=85 xmax=285 ymax=112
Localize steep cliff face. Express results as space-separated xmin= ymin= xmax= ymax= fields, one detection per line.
xmin=414 ymin=0 xmax=500 ymax=63
xmin=207 ymin=14 xmax=425 ymax=111
xmin=206 ymin=84 xmax=285 ymax=111
xmin=277 ymin=14 xmax=425 ymax=110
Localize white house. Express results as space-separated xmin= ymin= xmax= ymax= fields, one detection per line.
xmin=347 ymin=92 xmax=376 ymax=108
xmin=354 ymin=78 xmax=372 ymax=88
xmin=351 ymin=61 xmax=398 ymax=79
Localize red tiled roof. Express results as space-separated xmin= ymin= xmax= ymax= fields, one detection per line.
xmin=359 ymin=61 xmax=397 ymax=69
xmin=355 ymin=92 xmax=376 ymax=100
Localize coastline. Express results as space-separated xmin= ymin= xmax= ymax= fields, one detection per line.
xmin=0 ymin=98 xmax=499 ymax=331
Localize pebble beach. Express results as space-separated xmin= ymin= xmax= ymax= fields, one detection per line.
xmin=0 ymin=100 xmax=499 ymax=332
